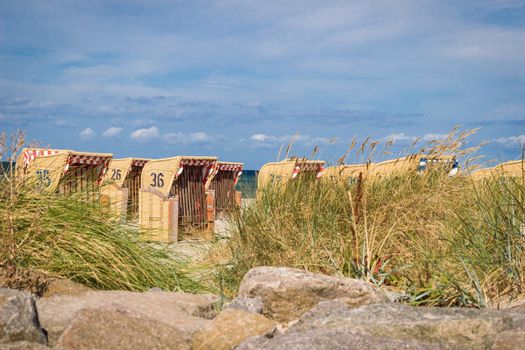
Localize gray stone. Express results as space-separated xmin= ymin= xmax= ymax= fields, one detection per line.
xmin=237 ymin=267 xmax=385 ymax=322
xmin=290 ymin=301 xmax=511 ymax=349
xmin=56 ymin=305 xmax=188 ymax=350
xmin=501 ymin=307 xmax=525 ymax=330
xmin=192 ymin=308 xmax=277 ymax=350
xmin=224 ymin=296 xmax=263 ymax=314
xmin=36 ymin=290 xmax=216 ymax=345
xmin=491 ymin=329 xmax=525 ymax=350
xmin=0 ymin=341 xmax=49 ymax=349
xmin=237 ymin=328 xmax=458 ymax=350
xmin=0 ymin=289 xmax=46 ymax=345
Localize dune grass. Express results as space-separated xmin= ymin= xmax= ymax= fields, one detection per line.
xmin=0 ymin=184 xmax=206 ymax=293
xmin=224 ymin=131 xmax=525 ymax=307
xmin=0 ymin=131 xmax=206 ymax=294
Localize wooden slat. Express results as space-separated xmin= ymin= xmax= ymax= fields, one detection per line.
xmin=170 ymin=164 xmax=208 ymax=229
xmin=210 ymin=170 xmax=237 ymax=214
xmin=123 ymin=165 xmax=143 ymax=221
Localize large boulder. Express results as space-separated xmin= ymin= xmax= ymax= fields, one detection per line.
xmin=237 ymin=328 xmax=456 ymax=350
xmin=237 ymin=267 xmax=385 ymax=322
xmin=192 ymin=308 xmax=277 ymax=350
xmin=239 ymin=300 xmax=514 ymax=349
xmin=56 ymin=305 xmax=188 ymax=350
xmin=36 ymin=290 xmax=217 ymax=345
xmin=0 ymin=288 xmax=46 ymax=345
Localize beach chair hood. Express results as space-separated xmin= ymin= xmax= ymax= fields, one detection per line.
xmin=105 ymin=158 xmax=150 ymax=188
xmin=17 ymin=148 xmax=112 ymax=191
xmin=141 ymin=156 xmax=218 ymax=198
xmin=258 ymin=158 xmax=325 ymax=188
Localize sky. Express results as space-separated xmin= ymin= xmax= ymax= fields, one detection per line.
xmin=1 ymin=0 xmax=524 ymax=168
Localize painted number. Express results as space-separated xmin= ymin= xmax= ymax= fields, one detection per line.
xmin=150 ymin=172 xmax=164 ymax=187
xmin=35 ymin=170 xmax=51 ymax=187
xmin=111 ymin=169 xmax=122 ymax=180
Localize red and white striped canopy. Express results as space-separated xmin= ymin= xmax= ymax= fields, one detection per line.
xmin=218 ymin=163 xmax=243 ymax=172
xmin=66 ymin=154 xmax=111 ymax=184
xmin=180 ymin=159 xmax=215 ymax=166
xmin=68 ymin=154 xmax=110 ymax=166
xmin=132 ymin=159 xmax=149 ymax=167
xmin=23 ymin=149 xmax=61 ymax=165
xmin=297 ymin=162 xmax=324 ymax=172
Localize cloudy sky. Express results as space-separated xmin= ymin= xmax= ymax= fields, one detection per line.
xmin=1 ymin=0 xmax=524 ymax=168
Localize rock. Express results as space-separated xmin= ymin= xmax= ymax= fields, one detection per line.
xmin=501 ymin=307 xmax=525 ymax=330
xmin=192 ymin=308 xmax=277 ymax=350
xmin=237 ymin=267 xmax=385 ymax=322
xmin=224 ymin=297 xmax=263 ymax=314
xmin=56 ymin=305 xmax=187 ymax=350
xmin=143 ymin=290 xmax=219 ymax=319
xmin=0 ymin=288 xmax=46 ymax=345
xmin=491 ymin=329 xmax=525 ymax=350
xmin=0 ymin=341 xmax=49 ymax=349
xmin=274 ymin=301 xmax=512 ymax=349
xmin=41 ymin=279 xmax=92 ymax=298
xmin=36 ymin=290 xmax=217 ymax=345
xmin=237 ymin=328 xmax=457 ymax=350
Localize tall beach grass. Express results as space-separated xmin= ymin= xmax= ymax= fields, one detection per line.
xmin=224 ymin=129 xmax=525 ymax=307
xmin=0 ymin=131 xmax=205 ymax=294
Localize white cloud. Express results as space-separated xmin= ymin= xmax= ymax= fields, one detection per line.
xmin=250 ymin=134 xmax=270 ymax=142
xmin=381 ymin=132 xmax=449 ymax=143
xmin=130 ymin=126 xmax=159 ymax=141
xmin=496 ymin=135 xmax=525 ymax=148
xmin=79 ymin=127 xmax=95 ymax=140
xmin=248 ymin=133 xmax=334 ymax=148
xmin=164 ymin=131 xmax=215 ymax=144
xmin=422 ymin=133 xmax=448 ymax=141
xmin=102 ymin=127 xmax=122 ymax=138
xmin=381 ymin=133 xmax=415 ymax=142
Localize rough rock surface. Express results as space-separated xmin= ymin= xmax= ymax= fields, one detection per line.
xmin=0 ymin=341 xmax=49 ymax=349
xmin=491 ymin=329 xmax=525 ymax=350
xmin=238 ymin=300 xmax=515 ymax=350
xmin=56 ymin=305 xmax=188 ymax=350
xmin=41 ymin=279 xmax=92 ymax=298
xmin=192 ymin=308 xmax=277 ymax=350
xmin=36 ymin=290 xmax=217 ymax=345
xmin=237 ymin=328 xmax=457 ymax=350
xmin=0 ymin=289 xmax=46 ymax=345
xmin=237 ymin=267 xmax=385 ymax=322
xmin=224 ymin=296 xmax=263 ymax=314
xmin=502 ymin=307 xmax=525 ymax=330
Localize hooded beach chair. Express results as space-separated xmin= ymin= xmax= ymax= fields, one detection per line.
xmin=16 ymin=148 xmax=112 ymax=201
xmin=139 ymin=156 xmax=218 ymax=242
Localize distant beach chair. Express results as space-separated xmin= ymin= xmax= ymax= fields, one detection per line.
xmin=139 ymin=156 xmax=218 ymax=242
xmin=471 ymin=160 xmax=524 ymax=181
xmin=322 ymin=163 xmax=370 ymax=184
xmin=368 ymin=154 xmax=458 ymax=178
xmin=101 ymin=158 xmax=150 ymax=222
xmin=16 ymin=148 xmax=112 ymax=202
xmin=257 ymin=157 xmax=325 ymax=194
xmin=207 ymin=161 xmax=243 ymax=217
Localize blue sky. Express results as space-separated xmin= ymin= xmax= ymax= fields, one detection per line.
xmin=0 ymin=0 xmax=524 ymax=168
